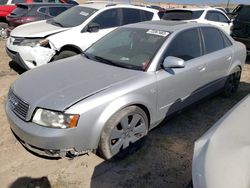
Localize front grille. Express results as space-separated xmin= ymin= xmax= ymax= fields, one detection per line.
xmin=8 ymin=89 xmax=30 ymax=120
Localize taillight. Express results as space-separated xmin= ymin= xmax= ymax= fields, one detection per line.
xmin=14 ymin=16 xmax=37 ymax=23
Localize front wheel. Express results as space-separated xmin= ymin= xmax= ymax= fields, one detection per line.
xmin=98 ymin=106 xmax=148 ymax=160
xmin=52 ymin=50 xmax=78 ymax=61
xmin=222 ymin=70 xmax=241 ymax=97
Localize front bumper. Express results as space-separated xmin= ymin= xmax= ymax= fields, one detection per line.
xmin=6 ymin=37 xmax=56 ymax=69
xmin=5 ymin=102 xmax=89 ymax=158
xmin=6 ymin=47 xmax=30 ymax=70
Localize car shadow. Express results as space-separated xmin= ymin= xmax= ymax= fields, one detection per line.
xmin=9 ymin=176 xmax=51 ymax=188
xmin=90 ymin=81 xmax=250 ymax=188
xmin=9 ymin=61 xmax=26 ymax=75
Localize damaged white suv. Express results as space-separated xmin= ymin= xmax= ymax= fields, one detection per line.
xmin=5 ymin=3 xmax=160 ymax=69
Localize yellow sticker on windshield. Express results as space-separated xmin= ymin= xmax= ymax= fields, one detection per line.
xmin=146 ymin=30 xmax=169 ymax=37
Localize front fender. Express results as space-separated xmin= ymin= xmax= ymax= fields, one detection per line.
xmin=90 ymin=93 xmax=156 ymax=149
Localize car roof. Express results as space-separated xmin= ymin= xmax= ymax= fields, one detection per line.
xmin=78 ymin=2 xmax=158 ymax=12
xmin=16 ymin=3 xmax=73 ymax=7
xmin=166 ymin=7 xmax=223 ymax=12
xmin=124 ymin=20 xmax=211 ymax=32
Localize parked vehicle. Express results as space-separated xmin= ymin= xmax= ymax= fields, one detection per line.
xmin=230 ymin=4 xmax=250 ymax=52
xmin=0 ymin=0 xmax=77 ymax=38
xmin=0 ymin=0 xmax=32 ymax=33
xmin=192 ymin=94 xmax=250 ymax=188
xmin=5 ymin=20 xmax=246 ymax=160
xmin=162 ymin=8 xmax=232 ymax=34
xmin=6 ymin=3 xmax=74 ymax=32
xmin=6 ymin=3 xmax=160 ymax=70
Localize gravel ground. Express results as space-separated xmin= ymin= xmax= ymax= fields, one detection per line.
xmin=0 ymin=39 xmax=249 ymax=188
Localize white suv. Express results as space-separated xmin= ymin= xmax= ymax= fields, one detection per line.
xmin=6 ymin=3 xmax=160 ymax=69
xmin=162 ymin=7 xmax=232 ymax=34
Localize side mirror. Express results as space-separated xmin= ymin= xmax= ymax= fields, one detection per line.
xmin=87 ymin=23 xmax=100 ymax=33
xmin=162 ymin=56 xmax=185 ymax=69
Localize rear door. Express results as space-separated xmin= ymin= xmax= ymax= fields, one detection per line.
xmin=156 ymin=28 xmax=207 ymax=118
xmin=200 ymin=27 xmax=233 ymax=86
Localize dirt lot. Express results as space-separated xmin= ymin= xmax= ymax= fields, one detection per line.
xmin=0 ymin=39 xmax=250 ymax=188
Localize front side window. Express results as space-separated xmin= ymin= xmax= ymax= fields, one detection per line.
xmin=164 ymin=28 xmax=201 ymax=61
xmin=122 ymin=8 xmax=141 ymax=25
xmin=202 ymin=27 xmax=224 ymax=54
xmin=50 ymin=6 xmax=97 ymax=27
xmin=0 ymin=0 xmax=8 ymax=5
xmin=91 ymin=9 xmax=120 ymax=29
xmin=85 ymin=28 xmax=168 ymax=71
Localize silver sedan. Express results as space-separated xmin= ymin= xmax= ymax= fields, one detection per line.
xmin=5 ymin=20 xmax=246 ymax=159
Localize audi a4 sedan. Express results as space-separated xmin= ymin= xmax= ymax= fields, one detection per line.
xmin=5 ymin=20 xmax=246 ymax=159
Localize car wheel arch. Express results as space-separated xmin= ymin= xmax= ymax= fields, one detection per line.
xmin=88 ymin=98 xmax=153 ymax=150
xmin=58 ymin=45 xmax=82 ymax=55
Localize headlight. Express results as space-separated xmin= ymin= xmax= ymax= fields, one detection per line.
xmin=32 ymin=108 xmax=79 ymax=129
xmin=19 ymin=39 xmax=49 ymax=47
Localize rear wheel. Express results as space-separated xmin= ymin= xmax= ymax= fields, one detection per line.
xmin=52 ymin=50 xmax=78 ymax=61
xmin=99 ymin=106 xmax=148 ymax=160
xmin=222 ymin=70 xmax=241 ymax=97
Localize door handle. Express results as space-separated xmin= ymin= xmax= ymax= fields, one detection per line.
xmin=198 ymin=66 xmax=206 ymax=72
xmin=226 ymin=56 xmax=232 ymax=62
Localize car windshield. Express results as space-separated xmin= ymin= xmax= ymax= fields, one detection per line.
xmin=0 ymin=0 xmax=8 ymax=5
xmin=162 ymin=10 xmax=204 ymax=20
xmin=85 ymin=27 xmax=169 ymax=71
xmin=50 ymin=6 xmax=97 ymax=27
xmin=236 ymin=6 xmax=250 ymax=22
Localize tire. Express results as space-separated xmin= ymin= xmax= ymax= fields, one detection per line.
xmin=98 ymin=106 xmax=148 ymax=160
xmin=52 ymin=50 xmax=78 ymax=61
xmin=222 ymin=70 xmax=241 ymax=97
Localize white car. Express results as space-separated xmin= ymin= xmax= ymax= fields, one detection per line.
xmin=5 ymin=3 xmax=160 ymax=69
xmin=162 ymin=7 xmax=232 ymax=34
xmin=192 ymin=94 xmax=250 ymax=188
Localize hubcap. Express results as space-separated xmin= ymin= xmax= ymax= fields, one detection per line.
xmin=109 ymin=113 xmax=147 ymax=155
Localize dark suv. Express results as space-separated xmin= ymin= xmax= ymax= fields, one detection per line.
xmin=231 ymin=4 xmax=250 ymax=52
xmin=7 ymin=3 xmax=74 ymax=27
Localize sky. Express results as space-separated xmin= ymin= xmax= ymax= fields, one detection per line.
xmin=145 ymin=0 xmax=250 ymax=4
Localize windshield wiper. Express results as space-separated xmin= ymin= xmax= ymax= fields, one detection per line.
xmin=94 ymin=56 xmax=134 ymax=69
xmin=51 ymin=21 xmax=64 ymax=27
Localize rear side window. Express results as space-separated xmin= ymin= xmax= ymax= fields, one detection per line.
xmin=12 ymin=0 xmax=25 ymax=3
xmin=9 ymin=5 xmax=28 ymax=17
xmin=33 ymin=0 xmax=43 ymax=2
xmin=92 ymin=9 xmax=120 ymax=29
xmin=221 ymin=31 xmax=233 ymax=47
xmin=141 ymin=10 xmax=153 ymax=21
xmin=202 ymin=27 xmax=224 ymax=54
xmin=122 ymin=8 xmax=141 ymax=25
xmin=162 ymin=10 xmax=203 ymax=20
xmin=206 ymin=11 xmax=229 ymax=23
xmin=48 ymin=7 xmax=68 ymax=17
xmin=38 ymin=7 xmax=47 ymax=14
xmin=237 ymin=6 xmax=250 ymax=22
xmin=164 ymin=28 xmax=201 ymax=61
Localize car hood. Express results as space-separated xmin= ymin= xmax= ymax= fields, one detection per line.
xmin=12 ymin=55 xmax=141 ymax=112
xmin=10 ymin=20 xmax=70 ymax=38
